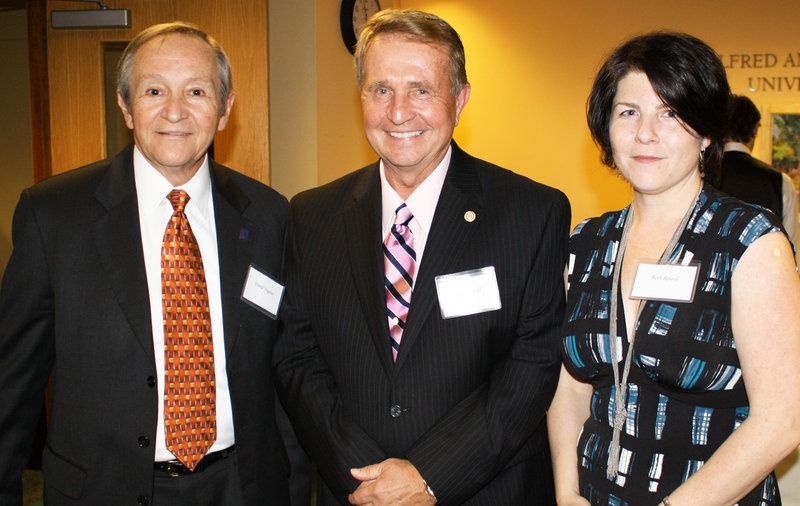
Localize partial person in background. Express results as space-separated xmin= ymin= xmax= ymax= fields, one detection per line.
xmin=718 ymin=94 xmax=799 ymax=264
xmin=0 ymin=22 xmax=290 ymax=506
xmin=275 ymin=9 xmax=570 ymax=505
xmin=549 ymin=32 xmax=800 ymax=505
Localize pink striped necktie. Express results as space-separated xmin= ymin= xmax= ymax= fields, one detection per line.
xmin=384 ymin=203 xmax=417 ymax=361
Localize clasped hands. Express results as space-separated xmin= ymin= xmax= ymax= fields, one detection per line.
xmin=348 ymin=458 xmax=437 ymax=505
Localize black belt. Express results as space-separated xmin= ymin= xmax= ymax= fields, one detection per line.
xmin=154 ymin=445 xmax=235 ymax=477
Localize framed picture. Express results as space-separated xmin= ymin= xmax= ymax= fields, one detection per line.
xmin=766 ymin=105 xmax=800 ymax=190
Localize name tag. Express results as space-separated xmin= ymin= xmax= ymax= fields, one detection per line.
xmin=630 ymin=263 xmax=699 ymax=303
xmin=435 ymin=266 xmax=502 ymax=319
xmin=241 ymin=264 xmax=284 ymax=319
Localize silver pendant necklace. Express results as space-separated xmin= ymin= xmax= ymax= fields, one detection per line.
xmin=606 ymin=185 xmax=700 ymax=480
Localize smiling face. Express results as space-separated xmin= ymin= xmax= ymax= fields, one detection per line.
xmin=117 ymin=33 xmax=234 ymax=185
xmin=361 ymin=33 xmax=470 ymax=195
xmin=610 ymin=71 xmax=710 ymax=198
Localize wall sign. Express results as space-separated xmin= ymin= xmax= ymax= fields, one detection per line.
xmin=720 ymin=52 xmax=800 ymax=92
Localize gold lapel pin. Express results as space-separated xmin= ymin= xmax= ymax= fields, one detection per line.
xmin=464 ymin=210 xmax=476 ymax=222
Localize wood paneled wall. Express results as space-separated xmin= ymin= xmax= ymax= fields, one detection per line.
xmin=43 ymin=0 xmax=270 ymax=182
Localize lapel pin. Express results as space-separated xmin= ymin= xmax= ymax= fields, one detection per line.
xmin=239 ymin=228 xmax=250 ymax=240
xmin=464 ymin=210 xmax=476 ymax=223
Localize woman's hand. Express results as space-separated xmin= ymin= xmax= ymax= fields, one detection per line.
xmin=549 ymin=365 xmax=593 ymax=506
xmin=556 ymin=494 xmax=591 ymax=506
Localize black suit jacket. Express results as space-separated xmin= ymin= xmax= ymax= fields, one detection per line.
xmin=718 ymin=150 xmax=783 ymax=217
xmin=275 ymin=144 xmax=570 ymax=505
xmin=0 ymin=144 xmax=290 ymax=505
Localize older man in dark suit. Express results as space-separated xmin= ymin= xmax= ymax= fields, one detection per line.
xmin=275 ymin=9 xmax=569 ymax=505
xmin=0 ymin=22 xmax=290 ymax=506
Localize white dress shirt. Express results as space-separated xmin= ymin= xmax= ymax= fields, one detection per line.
xmin=133 ymin=147 xmax=235 ymax=461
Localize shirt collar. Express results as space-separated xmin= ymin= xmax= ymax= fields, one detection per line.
xmin=724 ymin=141 xmax=751 ymax=154
xmin=133 ymin=145 xmax=212 ymax=220
xmin=380 ymin=145 xmax=451 ymax=236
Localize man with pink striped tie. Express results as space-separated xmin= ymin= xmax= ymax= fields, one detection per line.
xmin=276 ymin=9 xmax=570 ymax=506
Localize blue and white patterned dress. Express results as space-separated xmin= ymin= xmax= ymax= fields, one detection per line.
xmin=563 ymin=184 xmax=784 ymax=505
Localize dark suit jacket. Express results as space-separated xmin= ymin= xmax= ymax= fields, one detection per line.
xmin=0 ymin=144 xmax=291 ymax=505
xmin=275 ymin=143 xmax=570 ymax=505
xmin=718 ymin=150 xmax=783 ymax=217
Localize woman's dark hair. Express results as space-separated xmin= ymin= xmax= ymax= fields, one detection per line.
xmin=587 ymin=32 xmax=731 ymax=183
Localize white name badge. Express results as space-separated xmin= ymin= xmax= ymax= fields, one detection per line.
xmin=241 ymin=264 xmax=284 ymax=319
xmin=630 ymin=263 xmax=699 ymax=303
xmin=435 ymin=266 xmax=502 ymax=319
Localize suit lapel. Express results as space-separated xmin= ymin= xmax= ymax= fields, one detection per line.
xmin=91 ymin=145 xmax=154 ymax=360
xmin=394 ymin=144 xmax=484 ymax=369
xmin=210 ymin=161 xmax=256 ymax=359
xmin=342 ymin=165 xmax=396 ymax=375
xmin=91 ymin=153 xmax=255 ymax=363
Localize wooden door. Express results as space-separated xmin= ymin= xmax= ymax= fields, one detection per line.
xmin=34 ymin=0 xmax=270 ymax=182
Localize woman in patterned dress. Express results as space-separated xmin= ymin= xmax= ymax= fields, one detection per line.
xmin=548 ymin=32 xmax=800 ymax=506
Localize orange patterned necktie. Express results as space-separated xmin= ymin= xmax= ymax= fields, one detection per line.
xmin=161 ymin=189 xmax=216 ymax=471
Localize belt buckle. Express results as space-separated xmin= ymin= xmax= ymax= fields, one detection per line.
xmin=164 ymin=460 xmax=183 ymax=478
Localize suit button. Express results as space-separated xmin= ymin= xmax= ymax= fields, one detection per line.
xmin=146 ymin=376 xmax=156 ymax=387
xmin=138 ymin=495 xmax=150 ymax=505
xmin=390 ymin=405 xmax=402 ymax=418
xmin=137 ymin=436 xmax=150 ymax=447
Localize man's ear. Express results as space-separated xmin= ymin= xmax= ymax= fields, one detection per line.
xmin=117 ymin=91 xmax=134 ymax=130
xmin=217 ymin=91 xmax=236 ymax=132
xmin=453 ymin=83 xmax=470 ymax=127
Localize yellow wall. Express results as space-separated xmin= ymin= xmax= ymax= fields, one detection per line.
xmin=270 ymin=0 xmax=800 ymax=226
xmin=395 ymin=0 xmax=800 ymax=226
xmin=0 ymin=10 xmax=32 ymax=276
xmin=315 ymin=0 xmax=378 ymax=187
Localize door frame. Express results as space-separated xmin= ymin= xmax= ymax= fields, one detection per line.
xmin=27 ymin=0 xmax=50 ymax=183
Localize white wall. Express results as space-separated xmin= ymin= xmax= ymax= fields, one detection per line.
xmin=268 ymin=0 xmax=392 ymax=200
xmin=268 ymin=0 xmax=318 ymax=199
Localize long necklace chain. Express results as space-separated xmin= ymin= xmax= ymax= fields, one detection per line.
xmin=606 ymin=185 xmax=701 ymax=480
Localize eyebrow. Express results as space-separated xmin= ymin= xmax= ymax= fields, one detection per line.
xmin=365 ymin=81 xmax=389 ymax=91
xmin=365 ymin=79 xmax=433 ymax=91
xmin=407 ymin=80 xmax=429 ymax=88
xmin=613 ymin=101 xmax=671 ymax=111
xmin=136 ymin=73 xmax=215 ymax=85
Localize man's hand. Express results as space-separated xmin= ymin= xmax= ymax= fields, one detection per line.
xmin=348 ymin=458 xmax=437 ymax=505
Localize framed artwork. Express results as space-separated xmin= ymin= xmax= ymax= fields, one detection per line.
xmin=767 ymin=105 xmax=800 ymax=190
